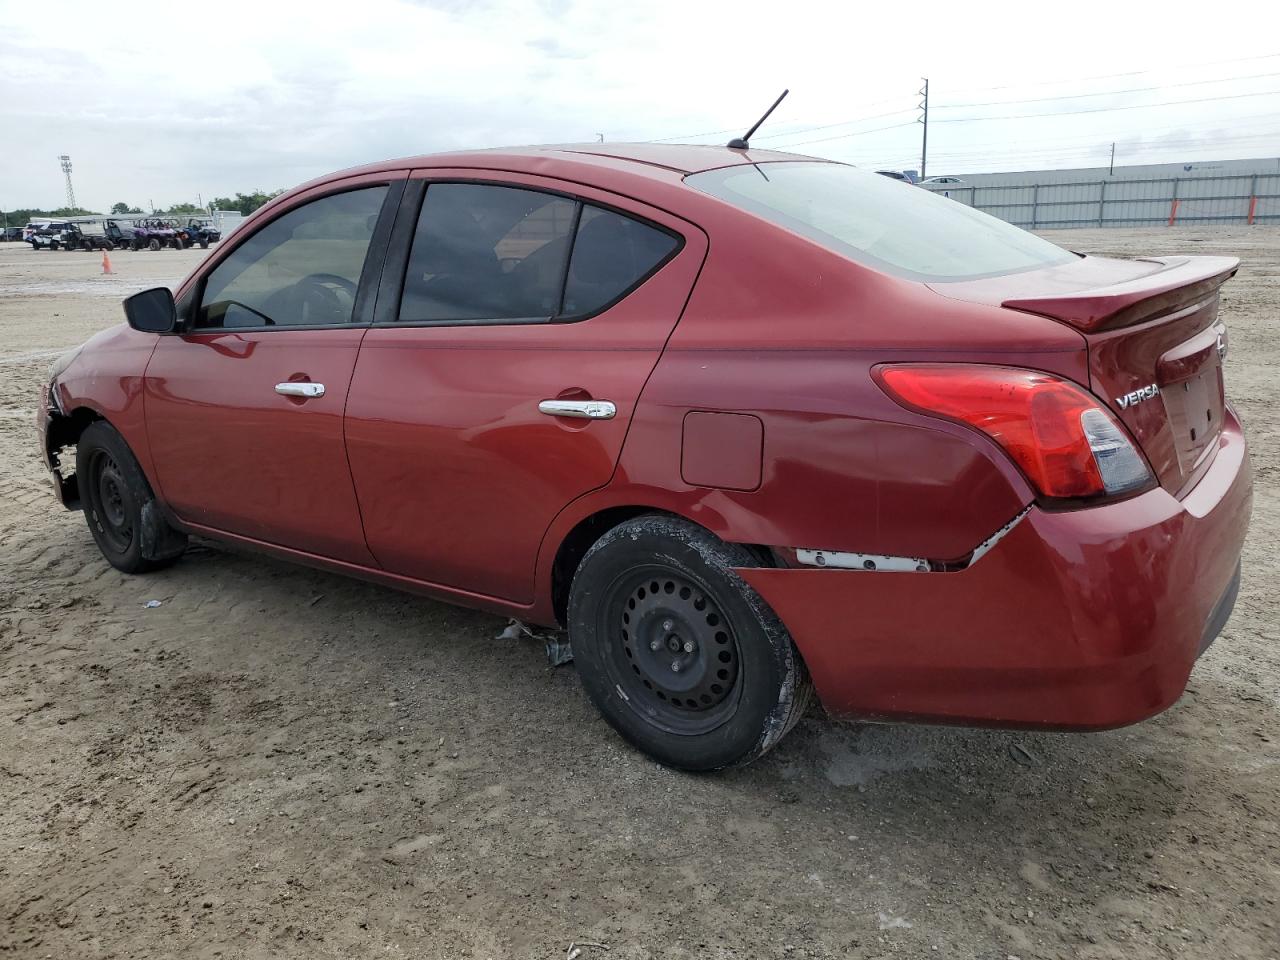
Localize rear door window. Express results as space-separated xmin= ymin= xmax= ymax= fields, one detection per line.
xmin=397 ymin=185 xmax=680 ymax=324
xmin=562 ymin=206 xmax=679 ymax=317
xmin=399 ymin=184 xmax=577 ymax=323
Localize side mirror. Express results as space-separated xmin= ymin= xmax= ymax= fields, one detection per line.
xmin=123 ymin=287 xmax=177 ymax=333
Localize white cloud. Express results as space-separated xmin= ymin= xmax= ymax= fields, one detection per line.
xmin=1 ymin=0 xmax=1277 ymax=211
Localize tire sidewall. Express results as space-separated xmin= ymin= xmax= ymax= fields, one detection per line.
xmin=76 ymin=422 xmax=153 ymax=572
xmin=569 ymin=516 xmax=802 ymax=771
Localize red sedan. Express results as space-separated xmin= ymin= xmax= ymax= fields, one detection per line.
xmin=38 ymin=144 xmax=1251 ymax=770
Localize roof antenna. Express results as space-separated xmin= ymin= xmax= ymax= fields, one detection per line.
xmin=727 ymin=89 xmax=789 ymax=150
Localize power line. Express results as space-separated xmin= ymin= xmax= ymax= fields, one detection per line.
xmin=925 ymin=129 xmax=1280 ymax=163
xmin=650 ymin=94 xmax=912 ymax=143
xmin=936 ymin=70 xmax=1280 ymax=109
xmin=749 ymin=105 xmax=916 ymax=142
xmin=771 ymin=120 xmax=919 ymax=149
xmin=934 ymin=88 xmax=1280 ymax=123
xmin=697 ymin=75 xmax=1280 ymax=153
xmin=938 ymin=50 xmax=1280 ymax=96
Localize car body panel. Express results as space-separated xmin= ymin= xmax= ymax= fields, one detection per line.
xmin=141 ymin=169 xmax=408 ymax=564
xmin=144 ymin=327 xmax=376 ymax=564
xmin=47 ymin=325 xmax=160 ymax=484
xmin=738 ymin=407 xmax=1251 ymax=727
xmin=343 ymin=167 xmax=709 ymax=603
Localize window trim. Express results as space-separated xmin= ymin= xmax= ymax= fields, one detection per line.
xmin=377 ymin=177 xmax=685 ymax=329
xmin=179 ymin=179 xmax=405 ymax=335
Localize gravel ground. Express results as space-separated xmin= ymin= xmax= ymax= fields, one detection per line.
xmin=1 ymin=230 xmax=1277 ymax=959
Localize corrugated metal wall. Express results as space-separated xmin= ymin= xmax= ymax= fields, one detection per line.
xmin=921 ymin=174 xmax=1280 ymax=228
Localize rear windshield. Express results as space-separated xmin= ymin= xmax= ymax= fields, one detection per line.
xmin=686 ymin=161 xmax=1076 ymax=282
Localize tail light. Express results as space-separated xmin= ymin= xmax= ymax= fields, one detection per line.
xmin=875 ymin=364 xmax=1153 ymax=501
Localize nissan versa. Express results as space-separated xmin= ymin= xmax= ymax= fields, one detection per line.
xmin=37 ymin=144 xmax=1252 ymax=770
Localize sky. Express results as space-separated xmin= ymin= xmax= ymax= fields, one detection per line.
xmin=2 ymin=0 xmax=1278 ymax=213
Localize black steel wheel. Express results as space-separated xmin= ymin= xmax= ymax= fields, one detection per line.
xmin=76 ymin=421 xmax=186 ymax=573
xmin=87 ymin=448 xmax=134 ymax=555
xmin=569 ymin=514 xmax=810 ymax=771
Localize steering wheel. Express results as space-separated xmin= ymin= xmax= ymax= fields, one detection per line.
xmin=262 ymin=273 xmax=359 ymax=325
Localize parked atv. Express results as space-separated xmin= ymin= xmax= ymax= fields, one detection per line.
xmin=61 ymin=221 xmax=115 ymax=251
xmin=104 ymin=220 xmax=138 ymax=249
xmin=120 ymin=219 xmax=181 ymax=251
xmin=28 ymin=222 xmax=72 ymax=250
xmin=176 ymin=217 xmax=220 ymax=249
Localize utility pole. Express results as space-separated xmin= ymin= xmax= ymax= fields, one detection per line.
xmin=918 ymin=78 xmax=929 ymax=180
xmin=1109 ymin=142 xmax=1115 ymax=176
xmin=59 ymin=155 xmax=76 ymax=210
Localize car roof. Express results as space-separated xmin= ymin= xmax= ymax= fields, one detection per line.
xmin=305 ymin=142 xmax=825 ymax=187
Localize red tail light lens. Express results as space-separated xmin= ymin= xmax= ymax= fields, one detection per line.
xmin=876 ymin=364 xmax=1152 ymax=501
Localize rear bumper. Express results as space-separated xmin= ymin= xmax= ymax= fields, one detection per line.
xmin=738 ymin=408 xmax=1253 ymax=730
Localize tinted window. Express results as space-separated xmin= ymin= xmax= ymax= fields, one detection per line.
xmin=687 ymin=162 xmax=1075 ymax=282
xmin=399 ymin=184 xmax=577 ymax=323
xmin=198 ymin=186 xmax=387 ymax=328
xmin=561 ymin=206 xmax=679 ymax=317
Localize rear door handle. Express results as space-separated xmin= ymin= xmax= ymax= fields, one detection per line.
xmin=275 ymin=382 xmax=325 ymax=399
xmin=538 ymin=399 xmax=616 ymax=420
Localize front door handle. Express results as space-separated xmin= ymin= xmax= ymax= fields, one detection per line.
xmin=538 ymin=399 xmax=616 ymax=420
xmin=275 ymin=382 xmax=325 ymax=399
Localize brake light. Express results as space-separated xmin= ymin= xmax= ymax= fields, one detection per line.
xmin=876 ymin=364 xmax=1152 ymax=501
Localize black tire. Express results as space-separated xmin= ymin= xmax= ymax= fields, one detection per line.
xmin=50 ymin=241 xmax=60 ymax=251
xmin=147 ymin=239 xmax=160 ymax=252
xmin=76 ymin=421 xmax=187 ymax=574
xmin=568 ymin=514 xmax=811 ymax=771
xmin=199 ymin=240 xmax=209 ymax=250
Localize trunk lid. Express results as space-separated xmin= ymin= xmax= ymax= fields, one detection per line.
xmin=930 ymin=254 xmax=1239 ymax=495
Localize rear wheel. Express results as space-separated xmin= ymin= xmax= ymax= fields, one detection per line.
xmin=77 ymin=421 xmax=186 ymax=573
xmin=568 ymin=514 xmax=810 ymax=771
xmin=147 ymin=238 xmax=160 ymax=252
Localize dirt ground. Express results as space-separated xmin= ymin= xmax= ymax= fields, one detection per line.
xmin=1 ymin=229 xmax=1277 ymax=960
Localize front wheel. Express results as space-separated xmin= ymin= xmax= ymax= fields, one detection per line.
xmin=76 ymin=421 xmax=187 ymax=573
xmin=568 ymin=515 xmax=810 ymax=771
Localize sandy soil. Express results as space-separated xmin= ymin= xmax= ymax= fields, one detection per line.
xmin=1 ymin=231 xmax=1277 ymax=959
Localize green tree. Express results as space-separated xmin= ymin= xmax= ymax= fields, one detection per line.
xmin=163 ymin=202 xmax=203 ymax=215
xmin=3 ymin=206 xmax=95 ymax=226
xmin=110 ymin=202 xmax=143 ymax=215
xmin=209 ymin=189 xmax=284 ymax=217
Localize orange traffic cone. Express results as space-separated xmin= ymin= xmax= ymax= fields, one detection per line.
xmin=102 ymin=250 xmax=113 ymax=275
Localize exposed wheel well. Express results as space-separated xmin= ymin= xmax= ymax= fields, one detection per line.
xmin=46 ymin=406 xmax=104 ymax=507
xmin=548 ymin=507 xmax=778 ymax=626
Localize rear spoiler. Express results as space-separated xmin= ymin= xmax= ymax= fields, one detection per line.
xmin=1002 ymin=255 xmax=1239 ymax=333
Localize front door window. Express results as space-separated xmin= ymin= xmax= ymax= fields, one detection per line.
xmin=199 ymin=186 xmax=387 ymax=329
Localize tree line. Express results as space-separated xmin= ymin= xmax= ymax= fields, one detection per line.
xmin=3 ymin=189 xmax=285 ymax=227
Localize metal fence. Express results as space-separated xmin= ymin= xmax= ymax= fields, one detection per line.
xmin=921 ymin=173 xmax=1280 ymax=229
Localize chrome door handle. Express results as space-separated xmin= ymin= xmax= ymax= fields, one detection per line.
xmin=275 ymin=382 xmax=325 ymax=399
xmin=538 ymin=399 xmax=616 ymax=420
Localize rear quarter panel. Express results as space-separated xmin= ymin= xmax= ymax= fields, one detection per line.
xmin=574 ymin=206 xmax=1094 ymax=563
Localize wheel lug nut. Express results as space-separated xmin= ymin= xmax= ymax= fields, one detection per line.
xmin=662 ymin=619 xmax=674 ymax=631
xmin=649 ymin=639 xmax=662 ymax=651
xmin=683 ymin=640 xmax=695 ymax=653
xmin=670 ymin=661 xmax=682 ymax=673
